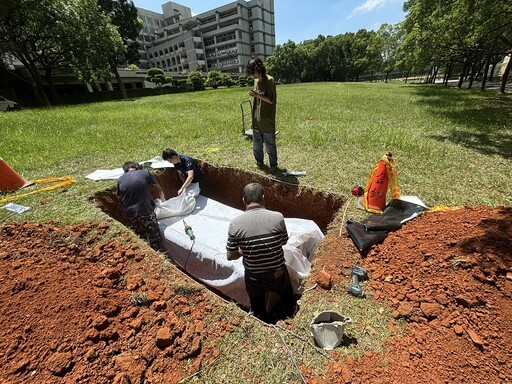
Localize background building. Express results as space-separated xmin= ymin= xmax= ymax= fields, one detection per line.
xmin=136 ymin=0 xmax=275 ymax=74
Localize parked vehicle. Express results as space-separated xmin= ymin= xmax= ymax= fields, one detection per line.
xmin=0 ymin=96 xmax=18 ymax=111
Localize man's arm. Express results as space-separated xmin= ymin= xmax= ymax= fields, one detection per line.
xmin=226 ymin=225 xmax=242 ymax=260
xmin=227 ymin=249 xmax=242 ymax=260
xmin=280 ymin=220 xmax=289 ymax=246
xmin=155 ymin=183 xmax=165 ymax=201
xmin=249 ymin=90 xmax=273 ymax=104
xmin=178 ymin=170 xmax=194 ymax=195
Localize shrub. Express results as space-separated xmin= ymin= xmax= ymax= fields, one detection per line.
xmin=205 ymin=70 xmax=222 ymax=89
xmin=187 ymin=71 xmax=205 ymax=91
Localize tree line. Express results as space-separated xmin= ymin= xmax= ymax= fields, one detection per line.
xmin=1 ymin=0 xmax=511 ymax=108
xmin=266 ymin=0 xmax=512 ymax=93
xmin=0 ymin=0 xmax=140 ymax=106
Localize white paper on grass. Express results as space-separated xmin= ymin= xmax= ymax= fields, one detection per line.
xmin=85 ymin=168 xmax=124 ymax=181
xmin=399 ymin=195 xmax=428 ymax=209
xmin=158 ymin=195 xmax=324 ymax=308
xmin=3 ymin=203 xmax=30 ymax=214
xmin=139 ymin=156 xmax=175 ymax=170
xmin=85 ymin=156 xmax=174 ymax=181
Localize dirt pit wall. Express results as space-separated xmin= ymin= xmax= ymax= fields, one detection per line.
xmin=94 ymin=161 xmax=345 ymax=233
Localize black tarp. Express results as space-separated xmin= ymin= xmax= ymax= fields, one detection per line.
xmin=347 ymin=198 xmax=427 ymax=252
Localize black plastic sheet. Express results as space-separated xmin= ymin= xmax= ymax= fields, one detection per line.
xmin=347 ymin=198 xmax=427 ymax=252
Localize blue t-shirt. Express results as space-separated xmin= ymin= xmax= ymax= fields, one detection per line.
xmin=174 ymin=155 xmax=203 ymax=183
xmin=117 ymin=170 xmax=157 ymax=217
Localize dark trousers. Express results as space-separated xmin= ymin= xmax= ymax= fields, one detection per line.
xmin=245 ymin=266 xmax=296 ymax=324
xmin=127 ymin=212 xmax=161 ymax=250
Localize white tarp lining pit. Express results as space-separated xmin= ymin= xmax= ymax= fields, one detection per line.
xmin=157 ymin=186 xmax=324 ymax=309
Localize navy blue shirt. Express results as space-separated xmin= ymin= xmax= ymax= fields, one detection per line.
xmin=117 ymin=170 xmax=158 ymax=217
xmin=174 ymin=155 xmax=203 ymax=183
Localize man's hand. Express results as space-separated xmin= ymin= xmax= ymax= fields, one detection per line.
xmin=227 ymin=250 xmax=242 ymax=260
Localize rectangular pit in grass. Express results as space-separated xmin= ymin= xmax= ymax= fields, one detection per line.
xmin=93 ymin=161 xmax=345 ymax=311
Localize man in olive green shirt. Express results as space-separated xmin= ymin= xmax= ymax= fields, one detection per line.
xmin=246 ymin=57 xmax=279 ymax=171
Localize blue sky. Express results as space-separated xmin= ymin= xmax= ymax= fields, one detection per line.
xmin=132 ymin=0 xmax=406 ymax=45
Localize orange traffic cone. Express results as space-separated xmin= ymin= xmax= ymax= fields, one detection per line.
xmin=0 ymin=158 xmax=33 ymax=192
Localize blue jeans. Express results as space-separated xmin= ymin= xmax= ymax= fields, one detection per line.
xmin=253 ymin=129 xmax=278 ymax=167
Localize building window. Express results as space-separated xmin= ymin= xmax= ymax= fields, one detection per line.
xmin=217 ymin=32 xmax=235 ymax=43
xmin=219 ymin=8 xmax=237 ymax=19
xmin=248 ymin=8 xmax=252 ymax=17
xmin=250 ymin=45 xmax=255 ymax=53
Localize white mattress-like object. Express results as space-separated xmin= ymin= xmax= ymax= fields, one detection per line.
xmin=158 ymin=195 xmax=324 ymax=308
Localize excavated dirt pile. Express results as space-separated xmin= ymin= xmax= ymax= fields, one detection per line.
xmin=316 ymin=205 xmax=512 ymax=384
xmin=0 ymin=222 xmax=231 ymax=384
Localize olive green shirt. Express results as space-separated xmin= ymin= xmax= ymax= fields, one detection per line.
xmin=252 ymin=75 xmax=276 ymax=133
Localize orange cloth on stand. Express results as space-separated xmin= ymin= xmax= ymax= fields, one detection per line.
xmin=363 ymin=152 xmax=401 ymax=214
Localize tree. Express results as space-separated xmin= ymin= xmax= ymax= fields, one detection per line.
xmin=221 ymin=74 xmax=236 ymax=88
xmin=97 ymin=0 xmax=143 ymax=99
xmin=146 ymin=67 xmax=172 ymax=89
xmin=401 ymin=0 xmax=512 ymax=89
xmin=266 ymin=40 xmax=302 ymax=83
xmin=205 ymin=70 xmax=222 ymax=89
xmin=187 ymin=71 xmax=205 ymax=91
xmin=0 ymin=0 xmax=56 ymax=105
xmin=377 ymin=23 xmax=404 ymax=81
xmin=66 ymin=0 xmax=124 ymax=89
xmin=0 ymin=0 xmax=123 ymax=106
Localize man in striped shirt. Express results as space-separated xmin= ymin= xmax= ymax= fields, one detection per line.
xmin=226 ymin=183 xmax=296 ymax=323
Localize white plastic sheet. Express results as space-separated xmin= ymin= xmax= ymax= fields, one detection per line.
xmin=154 ymin=183 xmax=200 ymax=219
xmin=85 ymin=156 xmax=173 ymax=181
xmin=158 ymin=195 xmax=324 ymax=308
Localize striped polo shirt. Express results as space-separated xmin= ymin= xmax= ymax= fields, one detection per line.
xmin=227 ymin=205 xmax=289 ymax=274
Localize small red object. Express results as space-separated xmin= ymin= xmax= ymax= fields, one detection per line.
xmin=351 ymin=186 xmax=364 ymax=197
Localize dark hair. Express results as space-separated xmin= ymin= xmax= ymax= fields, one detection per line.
xmin=243 ymin=182 xmax=264 ymax=204
xmin=122 ymin=161 xmax=140 ymax=173
xmin=246 ymin=57 xmax=266 ymax=77
xmin=162 ymin=148 xmax=178 ymax=161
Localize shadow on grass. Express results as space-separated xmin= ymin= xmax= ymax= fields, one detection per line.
xmin=408 ymin=84 xmax=512 ymax=159
xmin=459 ymin=207 xmax=512 ymax=268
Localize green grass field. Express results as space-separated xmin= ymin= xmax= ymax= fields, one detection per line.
xmin=2 ymin=82 xmax=511 ymax=223
xmin=1 ymin=82 xmax=511 ymax=382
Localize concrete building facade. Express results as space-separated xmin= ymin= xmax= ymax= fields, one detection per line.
xmin=136 ymin=0 xmax=275 ymax=74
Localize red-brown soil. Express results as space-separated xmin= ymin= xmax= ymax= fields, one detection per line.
xmin=310 ymin=205 xmax=512 ymax=384
xmin=1 ymin=203 xmax=510 ymax=383
xmin=0 ymin=222 xmax=231 ymax=384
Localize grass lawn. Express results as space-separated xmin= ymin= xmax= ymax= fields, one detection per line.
xmin=1 ymin=81 xmax=511 ymax=382
xmin=1 ymin=82 xmax=511 ymax=223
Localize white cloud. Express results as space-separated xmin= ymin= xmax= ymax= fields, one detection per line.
xmin=348 ymin=0 xmax=389 ymax=19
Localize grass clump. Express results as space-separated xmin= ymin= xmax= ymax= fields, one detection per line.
xmin=128 ymin=292 xmax=150 ymax=307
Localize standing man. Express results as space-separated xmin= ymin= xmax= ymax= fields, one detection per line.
xmin=162 ymin=148 xmax=203 ymax=195
xmin=226 ymin=183 xmax=296 ymax=323
xmin=246 ymin=57 xmax=280 ymax=172
xmin=117 ymin=161 xmax=165 ymax=250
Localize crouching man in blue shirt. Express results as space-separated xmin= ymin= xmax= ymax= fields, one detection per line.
xmin=117 ymin=161 xmax=165 ymax=250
